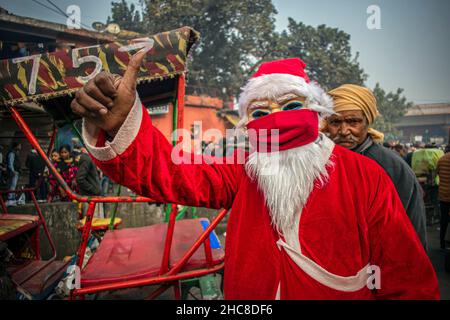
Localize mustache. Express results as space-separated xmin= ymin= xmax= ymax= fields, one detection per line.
xmin=331 ymin=134 xmax=359 ymax=144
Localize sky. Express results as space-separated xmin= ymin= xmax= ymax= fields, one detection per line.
xmin=1 ymin=0 xmax=449 ymax=104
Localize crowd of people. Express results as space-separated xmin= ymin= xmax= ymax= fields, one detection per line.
xmin=0 ymin=140 xmax=110 ymax=207
xmin=386 ymin=141 xmax=449 ymax=250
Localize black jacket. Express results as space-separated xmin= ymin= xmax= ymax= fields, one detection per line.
xmin=25 ymin=152 xmax=45 ymax=178
xmin=353 ymin=137 xmax=428 ymax=250
xmin=76 ymin=153 xmax=101 ymax=196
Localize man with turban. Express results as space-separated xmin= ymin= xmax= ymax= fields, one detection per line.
xmin=323 ymin=84 xmax=427 ymax=249
xmin=71 ymin=52 xmax=439 ymax=299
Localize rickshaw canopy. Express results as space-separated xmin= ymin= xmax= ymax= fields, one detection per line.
xmin=0 ymin=26 xmax=199 ymax=121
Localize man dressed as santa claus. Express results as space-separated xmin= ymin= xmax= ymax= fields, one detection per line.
xmin=71 ymin=49 xmax=439 ymax=299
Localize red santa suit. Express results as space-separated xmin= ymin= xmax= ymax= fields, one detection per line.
xmin=82 ymin=58 xmax=439 ymax=300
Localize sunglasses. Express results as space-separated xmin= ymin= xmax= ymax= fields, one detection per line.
xmin=249 ymin=100 xmax=305 ymax=119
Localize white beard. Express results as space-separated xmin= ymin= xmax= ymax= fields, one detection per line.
xmin=245 ymin=136 xmax=334 ymax=245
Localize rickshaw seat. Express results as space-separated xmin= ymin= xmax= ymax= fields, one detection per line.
xmin=81 ymin=218 xmax=224 ymax=287
xmin=8 ymin=260 xmax=70 ymax=298
xmin=0 ymin=214 xmax=40 ymax=241
xmin=77 ymin=217 xmax=122 ymax=231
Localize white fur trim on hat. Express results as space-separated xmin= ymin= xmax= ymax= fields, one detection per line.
xmin=237 ymin=73 xmax=334 ymax=128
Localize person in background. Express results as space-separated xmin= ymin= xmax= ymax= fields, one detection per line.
xmin=50 ymin=150 xmax=60 ymax=163
xmin=6 ymin=142 xmax=22 ymax=206
xmin=17 ymin=42 xmax=28 ymax=57
xmin=412 ymin=144 xmax=444 ymax=223
xmin=48 ymin=145 xmax=79 ymax=201
xmin=25 ymin=149 xmax=46 ymax=200
xmin=412 ymin=144 xmax=444 ymax=184
xmin=47 ymin=150 xmax=61 ymax=202
xmin=0 ymin=145 xmax=6 ymax=186
xmin=383 ymin=141 xmax=393 ymax=150
xmin=393 ymin=144 xmax=407 ymax=161
xmin=76 ymin=147 xmax=102 ymax=217
xmin=71 ymin=137 xmax=82 ymax=158
xmin=437 ymin=145 xmax=450 ymax=250
xmin=405 ymin=143 xmax=416 ymax=167
xmin=59 ymin=144 xmax=79 ymax=199
xmin=100 ymin=173 xmax=111 ymax=196
xmin=324 ymin=84 xmax=428 ymax=250
xmin=76 ymin=147 xmax=101 ymax=197
xmin=203 ymin=140 xmax=219 ymax=157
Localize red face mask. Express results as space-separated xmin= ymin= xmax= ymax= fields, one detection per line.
xmin=246 ymin=109 xmax=319 ymax=153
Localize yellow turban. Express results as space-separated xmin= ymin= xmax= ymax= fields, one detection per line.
xmin=327 ymin=84 xmax=384 ymax=143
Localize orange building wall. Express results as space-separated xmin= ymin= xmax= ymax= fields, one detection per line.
xmin=151 ymin=104 xmax=176 ymax=143
xmin=151 ymin=95 xmax=233 ymax=145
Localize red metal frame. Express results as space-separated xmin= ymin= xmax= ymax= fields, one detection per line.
xmin=176 ymin=74 xmax=185 ymax=141
xmin=5 ymin=73 xmax=229 ymax=300
xmin=160 ymin=203 xmax=177 ymax=275
xmin=0 ymin=188 xmax=56 ymax=258
xmin=47 ymin=124 xmax=57 ymax=157
xmin=0 ymin=187 xmax=66 ymax=293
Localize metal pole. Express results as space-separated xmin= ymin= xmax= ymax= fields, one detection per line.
xmin=76 ymin=202 xmax=96 ymax=269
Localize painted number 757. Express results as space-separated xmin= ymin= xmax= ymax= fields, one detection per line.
xmin=12 ymin=38 xmax=154 ymax=95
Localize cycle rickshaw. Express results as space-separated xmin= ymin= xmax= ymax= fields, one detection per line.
xmin=0 ymin=26 xmax=227 ymax=300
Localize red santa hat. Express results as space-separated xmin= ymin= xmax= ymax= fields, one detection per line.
xmin=237 ymin=58 xmax=333 ymax=127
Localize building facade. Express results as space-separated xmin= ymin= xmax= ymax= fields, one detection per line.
xmin=396 ymin=103 xmax=450 ymax=145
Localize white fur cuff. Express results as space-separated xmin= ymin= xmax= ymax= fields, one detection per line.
xmin=82 ymin=95 xmax=144 ymax=162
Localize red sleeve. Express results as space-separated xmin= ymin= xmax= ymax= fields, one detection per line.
xmin=367 ymin=168 xmax=440 ymax=299
xmin=86 ymin=102 xmax=242 ymax=209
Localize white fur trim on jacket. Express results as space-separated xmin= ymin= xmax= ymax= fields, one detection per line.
xmin=237 ymin=73 xmax=334 ymax=128
xmin=82 ymin=95 xmax=143 ymax=162
xmin=277 ymin=239 xmax=371 ymax=292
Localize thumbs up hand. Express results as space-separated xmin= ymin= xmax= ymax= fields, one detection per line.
xmin=71 ymin=47 xmax=148 ymax=138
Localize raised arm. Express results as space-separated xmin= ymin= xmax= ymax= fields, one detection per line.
xmin=71 ymin=49 xmax=240 ymax=209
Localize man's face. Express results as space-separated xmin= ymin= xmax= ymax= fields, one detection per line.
xmin=326 ymin=110 xmax=369 ymax=149
xmin=246 ymin=93 xmax=307 ymax=123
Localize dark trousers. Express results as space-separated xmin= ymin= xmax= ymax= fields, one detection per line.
xmin=28 ymin=173 xmax=47 ymax=201
xmin=440 ymin=201 xmax=450 ymax=248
